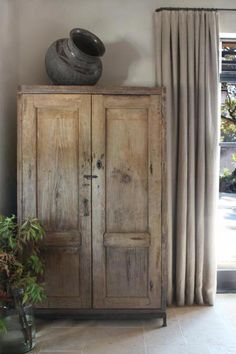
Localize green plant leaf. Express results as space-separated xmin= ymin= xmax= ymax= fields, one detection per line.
xmin=0 ymin=318 xmax=7 ymax=333
xmin=0 ymin=215 xmax=45 ymax=305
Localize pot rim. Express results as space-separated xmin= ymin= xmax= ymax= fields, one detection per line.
xmin=70 ymin=28 xmax=105 ymax=57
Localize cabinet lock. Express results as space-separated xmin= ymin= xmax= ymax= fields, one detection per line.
xmin=83 ymin=175 xmax=98 ymax=179
xmin=96 ymin=160 xmax=102 ymax=169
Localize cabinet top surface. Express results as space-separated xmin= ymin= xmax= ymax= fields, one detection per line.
xmin=18 ymin=85 xmax=164 ymax=95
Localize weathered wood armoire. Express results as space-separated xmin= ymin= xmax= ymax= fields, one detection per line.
xmin=17 ymin=86 xmax=167 ymax=326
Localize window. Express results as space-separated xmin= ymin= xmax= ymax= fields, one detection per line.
xmin=217 ymin=35 xmax=236 ymax=292
xmin=221 ymin=37 xmax=236 ymax=82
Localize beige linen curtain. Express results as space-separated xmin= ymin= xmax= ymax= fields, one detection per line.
xmin=154 ymin=9 xmax=219 ymax=305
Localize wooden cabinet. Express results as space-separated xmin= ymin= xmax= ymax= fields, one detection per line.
xmin=18 ymin=86 xmax=167 ymax=325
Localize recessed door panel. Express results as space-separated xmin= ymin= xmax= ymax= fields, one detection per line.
xmin=37 ymin=108 xmax=79 ymax=231
xmin=45 ymin=248 xmax=81 ymax=297
xmin=106 ymin=247 xmax=148 ymax=297
xmin=106 ymin=108 xmax=148 ymax=232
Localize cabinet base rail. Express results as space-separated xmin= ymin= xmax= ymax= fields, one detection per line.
xmin=35 ymin=309 xmax=167 ymax=327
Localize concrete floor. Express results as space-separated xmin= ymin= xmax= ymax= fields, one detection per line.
xmin=31 ymin=294 xmax=236 ymax=354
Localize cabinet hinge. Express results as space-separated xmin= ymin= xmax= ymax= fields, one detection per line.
xmin=149 ymin=281 xmax=154 ymax=291
xmin=162 ymin=161 xmax=166 ymax=171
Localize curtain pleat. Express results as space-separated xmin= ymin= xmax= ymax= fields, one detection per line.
xmin=154 ymin=10 xmax=219 ymax=305
xmin=186 ymin=11 xmax=196 ymax=306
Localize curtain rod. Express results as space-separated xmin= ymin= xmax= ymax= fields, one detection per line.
xmin=155 ymin=7 xmax=236 ymax=12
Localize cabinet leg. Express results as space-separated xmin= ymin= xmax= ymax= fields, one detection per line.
xmin=162 ymin=313 xmax=167 ymax=327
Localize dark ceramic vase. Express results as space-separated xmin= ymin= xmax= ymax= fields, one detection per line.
xmin=45 ymin=28 xmax=105 ymax=85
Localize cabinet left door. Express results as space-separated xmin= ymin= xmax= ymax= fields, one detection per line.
xmin=18 ymin=94 xmax=92 ymax=308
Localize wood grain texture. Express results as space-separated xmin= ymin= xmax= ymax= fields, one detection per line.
xmin=17 ymin=93 xmax=23 ymax=221
xmin=21 ymin=95 xmax=37 ymax=218
xmin=18 ymin=94 xmax=92 ymax=309
xmin=148 ymin=94 xmax=162 ymax=308
xmin=106 ymin=107 xmax=148 ymax=232
xmin=161 ymin=87 xmax=168 ymax=311
xmin=106 ymin=247 xmax=148 ymax=297
xmin=43 ymin=231 xmax=81 ymax=247
xmin=104 ymin=233 xmax=150 ymax=248
xmin=18 ymin=88 xmax=167 ymax=319
xmin=18 ymin=85 xmax=163 ymax=95
xmin=92 ymin=95 xmax=162 ymax=309
xmin=91 ymin=94 xmax=106 ymax=309
xmin=45 ymin=250 xmax=80 ymax=297
xmin=37 ymin=107 xmax=79 ymax=230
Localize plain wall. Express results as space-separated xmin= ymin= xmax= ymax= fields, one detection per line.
xmin=0 ymin=0 xmax=18 ymax=214
xmin=16 ymin=0 xmax=236 ymax=86
xmin=1 ymin=0 xmax=236 ymax=214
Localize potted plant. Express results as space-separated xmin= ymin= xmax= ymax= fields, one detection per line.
xmin=0 ymin=215 xmax=45 ymax=354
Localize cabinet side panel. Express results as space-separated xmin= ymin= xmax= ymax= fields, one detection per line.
xmin=21 ymin=95 xmax=37 ymax=219
xmin=17 ymin=94 xmax=23 ymax=221
xmin=148 ymin=95 xmax=162 ymax=307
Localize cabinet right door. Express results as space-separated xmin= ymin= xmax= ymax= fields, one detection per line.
xmin=92 ymin=94 xmax=163 ymax=309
